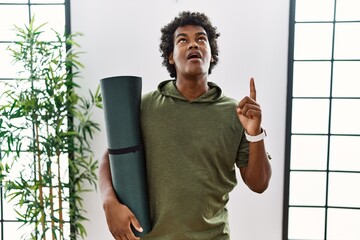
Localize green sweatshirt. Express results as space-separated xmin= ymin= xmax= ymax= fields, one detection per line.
xmin=140 ymin=80 xmax=249 ymax=240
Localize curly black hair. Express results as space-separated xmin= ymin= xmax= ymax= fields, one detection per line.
xmin=159 ymin=11 xmax=220 ymax=78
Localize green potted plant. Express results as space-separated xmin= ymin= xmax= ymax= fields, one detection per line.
xmin=0 ymin=17 xmax=102 ymax=239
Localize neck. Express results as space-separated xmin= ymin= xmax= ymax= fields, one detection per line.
xmin=175 ymin=75 xmax=209 ymax=101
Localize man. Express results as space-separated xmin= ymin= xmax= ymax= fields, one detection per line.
xmin=100 ymin=11 xmax=271 ymax=240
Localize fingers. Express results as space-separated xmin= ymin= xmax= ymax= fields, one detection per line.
xmin=237 ymin=99 xmax=261 ymax=119
xmin=111 ymin=219 xmax=141 ymax=240
xmin=238 ymin=77 xmax=257 ymax=111
xmin=113 ymin=227 xmax=140 ymax=240
xmin=250 ymin=77 xmax=256 ymax=101
xmin=238 ymin=95 xmax=259 ymax=112
xmin=237 ymin=77 xmax=262 ymax=135
xmin=250 ymin=78 xmax=256 ymax=101
xmin=238 ymin=77 xmax=259 ymax=116
xmin=105 ymin=203 xmax=141 ymax=240
xmin=130 ymin=215 xmax=143 ymax=234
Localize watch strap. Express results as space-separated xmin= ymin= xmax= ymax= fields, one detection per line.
xmin=245 ymin=128 xmax=267 ymax=142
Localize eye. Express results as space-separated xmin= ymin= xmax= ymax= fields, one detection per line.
xmin=197 ymin=37 xmax=208 ymax=42
xmin=177 ymin=38 xmax=187 ymax=44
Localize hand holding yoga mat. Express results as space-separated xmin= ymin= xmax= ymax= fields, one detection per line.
xmin=100 ymin=76 xmax=151 ymax=236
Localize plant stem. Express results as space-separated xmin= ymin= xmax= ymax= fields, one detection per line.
xmin=49 ymin=166 xmax=55 ymax=240
xmin=57 ymin=150 xmax=64 ymax=239
xmin=29 ymin=21 xmax=46 ymax=240
xmin=35 ymin=116 xmax=47 ymax=240
xmin=47 ymin=123 xmax=55 ymax=240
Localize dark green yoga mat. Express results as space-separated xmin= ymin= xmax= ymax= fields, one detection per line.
xmin=100 ymin=76 xmax=151 ymax=236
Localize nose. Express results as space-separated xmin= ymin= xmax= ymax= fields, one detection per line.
xmin=188 ymin=40 xmax=199 ymax=49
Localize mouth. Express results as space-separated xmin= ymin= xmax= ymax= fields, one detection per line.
xmin=187 ymin=51 xmax=202 ymax=60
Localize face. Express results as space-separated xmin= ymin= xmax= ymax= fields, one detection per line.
xmin=169 ymin=25 xmax=212 ymax=79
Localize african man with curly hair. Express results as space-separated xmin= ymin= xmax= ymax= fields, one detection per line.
xmin=159 ymin=11 xmax=220 ymax=78
xmin=100 ymin=11 xmax=271 ymax=240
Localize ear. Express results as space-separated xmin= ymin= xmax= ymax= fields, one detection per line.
xmin=210 ymin=57 xmax=215 ymax=63
xmin=169 ymin=54 xmax=174 ymax=64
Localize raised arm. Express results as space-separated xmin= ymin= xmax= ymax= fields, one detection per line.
xmin=236 ymin=78 xmax=272 ymax=193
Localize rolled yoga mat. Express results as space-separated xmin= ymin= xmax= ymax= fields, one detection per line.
xmin=100 ymin=76 xmax=151 ymax=236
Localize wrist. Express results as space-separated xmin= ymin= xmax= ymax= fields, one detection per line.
xmin=102 ymin=190 xmax=119 ymax=210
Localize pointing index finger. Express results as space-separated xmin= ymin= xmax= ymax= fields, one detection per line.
xmin=250 ymin=77 xmax=256 ymax=101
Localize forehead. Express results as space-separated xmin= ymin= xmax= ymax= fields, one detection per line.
xmin=174 ymin=25 xmax=207 ymax=37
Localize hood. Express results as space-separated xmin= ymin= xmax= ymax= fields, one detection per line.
xmin=158 ymin=80 xmax=224 ymax=103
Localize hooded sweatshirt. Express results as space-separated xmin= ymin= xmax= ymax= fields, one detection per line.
xmin=140 ymin=80 xmax=249 ymax=240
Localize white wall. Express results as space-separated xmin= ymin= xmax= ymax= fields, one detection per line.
xmin=71 ymin=0 xmax=289 ymax=239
